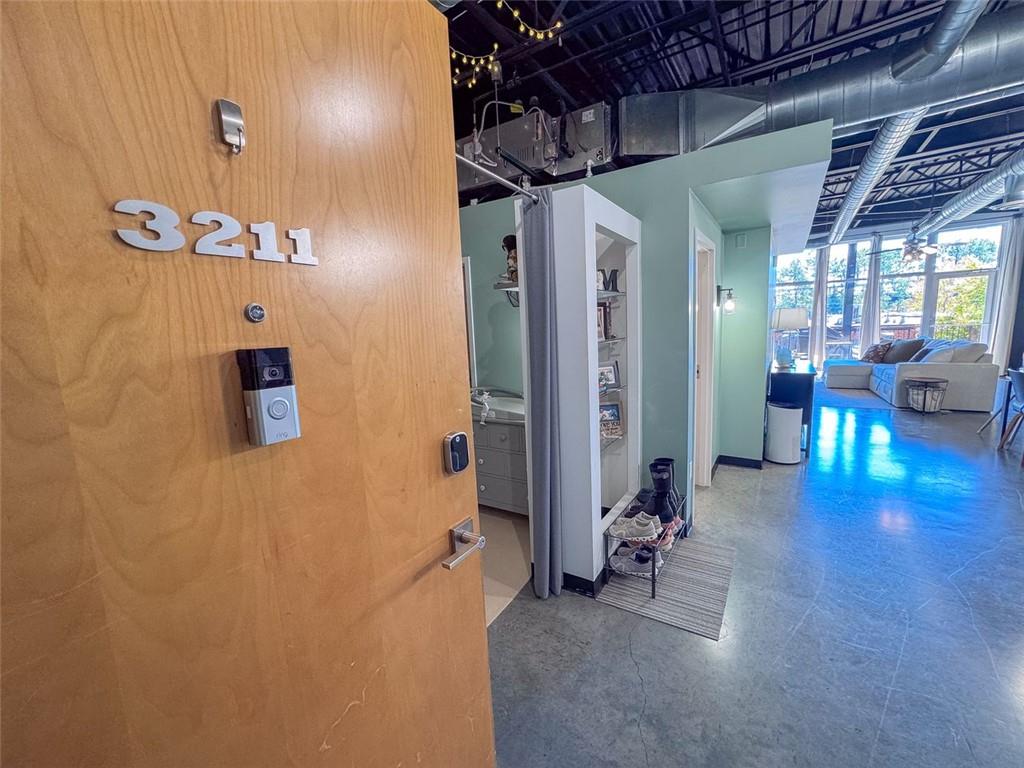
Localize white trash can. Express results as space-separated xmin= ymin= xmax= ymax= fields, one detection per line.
xmin=765 ymin=403 xmax=803 ymax=464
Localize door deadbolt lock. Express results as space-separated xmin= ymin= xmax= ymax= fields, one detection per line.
xmin=443 ymin=431 xmax=469 ymax=474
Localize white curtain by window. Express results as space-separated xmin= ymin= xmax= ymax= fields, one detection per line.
xmin=808 ymin=246 xmax=829 ymax=367
xmin=859 ymin=232 xmax=883 ymax=354
xmin=989 ymin=215 xmax=1023 ymax=372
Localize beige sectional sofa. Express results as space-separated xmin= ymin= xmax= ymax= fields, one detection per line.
xmin=823 ymin=338 xmax=999 ymax=412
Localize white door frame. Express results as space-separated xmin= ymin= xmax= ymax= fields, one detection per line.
xmin=694 ymin=230 xmax=716 ymax=488
xmin=461 ymin=256 xmax=478 ymax=388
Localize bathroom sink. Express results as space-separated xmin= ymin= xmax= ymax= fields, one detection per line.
xmin=471 ymin=394 xmax=525 ymax=423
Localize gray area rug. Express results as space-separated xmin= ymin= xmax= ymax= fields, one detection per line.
xmin=596 ymin=537 xmax=735 ymax=640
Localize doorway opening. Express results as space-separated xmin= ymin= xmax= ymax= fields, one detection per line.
xmin=694 ymin=232 xmax=717 ymax=488
xmin=462 ymin=233 xmax=532 ymax=625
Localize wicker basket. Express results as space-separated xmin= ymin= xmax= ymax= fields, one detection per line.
xmin=906 ymin=378 xmax=948 ymax=413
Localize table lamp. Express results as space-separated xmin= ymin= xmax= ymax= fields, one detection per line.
xmin=772 ymin=308 xmax=809 ymax=368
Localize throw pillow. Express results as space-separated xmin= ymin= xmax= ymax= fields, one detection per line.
xmin=950 ymin=342 xmax=987 ymax=363
xmin=921 ymin=346 xmax=957 ymax=363
xmin=860 ymin=341 xmax=892 ymax=363
xmin=882 ymin=338 xmax=927 ymax=363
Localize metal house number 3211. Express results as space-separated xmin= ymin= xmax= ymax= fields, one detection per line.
xmin=113 ymin=199 xmax=318 ymax=266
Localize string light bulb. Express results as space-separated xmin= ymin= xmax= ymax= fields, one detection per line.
xmin=495 ymin=2 xmax=565 ymax=41
xmin=451 ymin=51 xmax=456 ymax=59
xmin=462 ymin=55 xmax=468 ymax=63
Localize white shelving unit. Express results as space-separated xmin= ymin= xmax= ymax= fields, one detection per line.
xmin=551 ymin=185 xmax=642 ymax=588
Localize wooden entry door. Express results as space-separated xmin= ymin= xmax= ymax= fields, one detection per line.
xmin=1 ymin=2 xmax=495 ymax=766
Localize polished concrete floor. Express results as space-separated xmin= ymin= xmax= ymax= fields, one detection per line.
xmin=488 ymin=400 xmax=1024 ymax=767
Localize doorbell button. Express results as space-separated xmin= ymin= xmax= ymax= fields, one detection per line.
xmin=268 ymin=398 xmax=290 ymax=420
xmin=235 ymin=347 xmax=301 ymax=446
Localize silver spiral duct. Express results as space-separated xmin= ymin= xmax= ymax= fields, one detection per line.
xmin=993 ymin=174 xmax=1024 ymax=211
xmin=766 ymin=3 xmax=1024 ymax=133
xmin=912 ymin=146 xmax=1024 ymax=237
xmin=891 ymin=0 xmax=989 ymax=81
xmin=619 ymin=5 xmax=1024 ymax=161
xmin=824 ymin=0 xmax=988 ymax=245
xmin=825 ymin=108 xmax=928 ymax=244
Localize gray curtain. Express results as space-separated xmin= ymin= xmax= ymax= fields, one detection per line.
xmin=522 ymin=189 xmax=562 ymax=599
xmin=990 ymin=215 xmax=1023 ymax=372
xmin=807 ymin=246 xmax=829 ymax=367
xmin=859 ymin=233 xmax=883 ymax=354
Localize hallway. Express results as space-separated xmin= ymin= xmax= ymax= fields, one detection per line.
xmin=487 ymin=403 xmax=1024 ymax=767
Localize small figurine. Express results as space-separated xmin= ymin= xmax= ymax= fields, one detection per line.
xmin=502 ymin=234 xmax=518 ymax=284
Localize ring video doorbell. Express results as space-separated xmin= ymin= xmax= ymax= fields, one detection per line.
xmin=236 ymin=347 xmax=301 ymax=446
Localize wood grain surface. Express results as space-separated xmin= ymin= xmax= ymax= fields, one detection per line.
xmin=1 ymin=2 xmax=495 ymax=766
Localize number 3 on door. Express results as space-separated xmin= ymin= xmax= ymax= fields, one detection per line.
xmin=114 ymin=199 xmax=187 ymax=252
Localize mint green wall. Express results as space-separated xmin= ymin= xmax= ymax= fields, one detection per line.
xmin=718 ymin=226 xmax=773 ymax=461
xmin=458 ymin=199 xmax=521 ymax=392
xmin=458 ymin=121 xmax=833 ymax=492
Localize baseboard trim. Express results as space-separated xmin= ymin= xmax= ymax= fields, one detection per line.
xmin=562 ymin=571 xmax=607 ymax=598
xmin=716 ymin=454 xmax=763 ymax=470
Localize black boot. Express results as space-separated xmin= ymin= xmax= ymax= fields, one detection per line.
xmin=651 ymin=457 xmax=681 ymax=515
xmin=648 ymin=463 xmax=675 ymax=525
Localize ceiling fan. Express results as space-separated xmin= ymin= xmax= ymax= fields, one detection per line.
xmin=902 ymin=227 xmax=938 ymax=261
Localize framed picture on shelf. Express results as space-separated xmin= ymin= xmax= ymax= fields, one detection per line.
xmin=597 ymin=360 xmax=620 ymax=390
xmin=598 ymin=303 xmax=610 ymax=339
xmin=599 ymin=402 xmax=623 ymax=438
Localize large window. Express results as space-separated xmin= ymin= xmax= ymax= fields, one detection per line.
xmin=932 ymin=225 xmax=1001 ymax=342
xmin=773 ymin=249 xmax=815 ymax=357
xmin=824 ymin=242 xmax=868 ymax=359
xmin=773 ymin=223 xmax=1004 ymax=362
xmin=879 ymin=237 xmax=925 ymax=341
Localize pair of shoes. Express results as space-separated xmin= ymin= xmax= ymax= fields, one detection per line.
xmin=610 ymin=546 xmax=663 ymax=578
xmin=609 ymin=512 xmax=663 ymax=541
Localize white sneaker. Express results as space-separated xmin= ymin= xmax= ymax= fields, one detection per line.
xmin=609 ymin=512 xmax=663 ymax=541
xmin=611 ymin=548 xmax=664 ymax=578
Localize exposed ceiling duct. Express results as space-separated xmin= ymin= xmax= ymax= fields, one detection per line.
xmin=619 ymin=3 xmax=1024 ymax=158
xmin=992 ymin=173 xmax=1024 ymax=212
xmin=763 ymin=3 xmax=1024 ymax=134
xmin=824 ymin=0 xmax=988 ymax=245
xmin=909 ymin=146 xmax=1024 ymax=237
xmin=824 ymin=108 xmax=927 ymax=244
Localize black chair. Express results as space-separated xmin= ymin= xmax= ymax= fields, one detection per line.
xmin=997 ymin=369 xmax=1024 ymax=466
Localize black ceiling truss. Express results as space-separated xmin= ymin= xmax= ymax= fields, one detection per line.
xmin=446 ymin=0 xmax=1024 ymax=234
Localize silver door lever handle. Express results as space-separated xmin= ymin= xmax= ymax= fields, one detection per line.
xmin=442 ymin=518 xmax=486 ymax=570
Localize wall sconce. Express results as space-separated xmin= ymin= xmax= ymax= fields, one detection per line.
xmin=717 ymin=285 xmax=736 ymax=315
